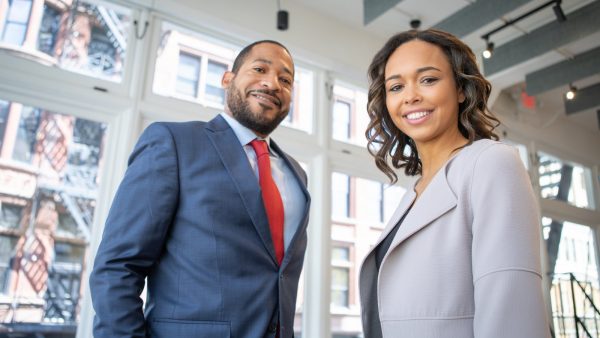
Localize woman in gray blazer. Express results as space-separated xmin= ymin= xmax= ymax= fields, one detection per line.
xmin=359 ymin=29 xmax=550 ymax=338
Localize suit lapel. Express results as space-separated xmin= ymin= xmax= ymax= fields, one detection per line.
xmin=387 ymin=165 xmax=457 ymax=252
xmin=205 ymin=116 xmax=279 ymax=266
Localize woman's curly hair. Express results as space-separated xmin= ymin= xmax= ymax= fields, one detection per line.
xmin=365 ymin=29 xmax=500 ymax=183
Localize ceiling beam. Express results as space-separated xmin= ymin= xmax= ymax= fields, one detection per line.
xmin=525 ymin=46 xmax=600 ymax=96
xmin=483 ymin=1 xmax=600 ymax=76
xmin=433 ymin=0 xmax=531 ymax=38
xmin=363 ymin=0 xmax=404 ymax=25
xmin=564 ymin=83 xmax=600 ymax=115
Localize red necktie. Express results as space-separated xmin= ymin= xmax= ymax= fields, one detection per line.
xmin=250 ymin=139 xmax=285 ymax=265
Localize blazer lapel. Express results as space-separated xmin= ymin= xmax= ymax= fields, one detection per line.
xmin=205 ymin=115 xmax=279 ymax=266
xmin=388 ymin=165 xmax=457 ymax=252
xmin=374 ymin=184 xmax=417 ymax=249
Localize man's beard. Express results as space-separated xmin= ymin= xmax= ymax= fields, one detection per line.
xmin=227 ymin=81 xmax=288 ymax=136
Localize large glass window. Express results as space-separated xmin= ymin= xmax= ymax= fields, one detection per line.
xmin=0 ymin=1 xmax=132 ymax=82
xmin=332 ymin=84 xmax=368 ymax=146
xmin=0 ymin=97 xmax=106 ymax=336
xmin=537 ymin=152 xmax=595 ymax=210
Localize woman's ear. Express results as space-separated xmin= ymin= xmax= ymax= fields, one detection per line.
xmin=458 ymin=89 xmax=466 ymax=104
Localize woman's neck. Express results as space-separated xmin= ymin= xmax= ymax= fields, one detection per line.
xmin=414 ymin=131 xmax=468 ymax=195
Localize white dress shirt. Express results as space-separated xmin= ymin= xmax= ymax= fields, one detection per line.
xmin=220 ymin=113 xmax=305 ymax=251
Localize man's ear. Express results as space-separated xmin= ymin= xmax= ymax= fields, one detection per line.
xmin=222 ymin=71 xmax=234 ymax=89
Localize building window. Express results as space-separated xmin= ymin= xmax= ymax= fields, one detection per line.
xmin=175 ymin=52 xmax=201 ymax=97
xmin=333 ymin=100 xmax=351 ymax=141
xmin=153 ymin=21 xmax=235 ymax=108
xmin=332 ymin=84 xmax=368 ymax=145
xmin=12 ymin=105 xmax=40 ymax=164
xmin=332 ymin=172 xmax=351 ymax=220
xmin=36 ymin=4 xmax=61 ymax=55
xmin=206 ymin=60 xmax=227 ymax=104
xmin=331 ymin=246 xmax=351 ymax=308
xmin=1 ymin=0 xmax=32 ymax=46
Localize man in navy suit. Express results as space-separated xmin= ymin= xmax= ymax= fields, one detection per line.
xmin=89 ymin=40 xmax=311 ymax=338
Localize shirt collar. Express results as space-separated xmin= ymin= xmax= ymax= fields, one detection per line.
xmin=220 ymin=112 xmax=276 ymax=155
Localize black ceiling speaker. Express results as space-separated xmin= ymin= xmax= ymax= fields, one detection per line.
xmin=277 ymin=10 xmax=289 ymax=30
xmin=410 ymin=19 xmax=421 ymax=29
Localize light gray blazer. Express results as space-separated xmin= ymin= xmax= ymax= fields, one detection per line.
xmin=359 ymin=139 xmax=550 ymax=338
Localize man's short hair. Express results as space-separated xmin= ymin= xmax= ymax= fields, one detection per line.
xmin=231 ymin=40 xmax=293 ymax=74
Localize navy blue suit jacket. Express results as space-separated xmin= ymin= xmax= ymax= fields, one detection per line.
xmin=89 ymin=115 xmax=311 ymax=338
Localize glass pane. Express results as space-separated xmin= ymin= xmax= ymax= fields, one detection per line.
xmin=332 ymin=247 xmax=350 ymax=262
xmin=332 ymin=100 xmax=351 ymax=141
xmin=545 ymin=218 xmax=600 ymax=338
xmin=331 ymin=267 xmax=349 ymax=307
xmin=6 ymin=0 xmax=32 ymax=23
xmin=538 ymin=152 xmax=595 ymax=210
xmin=281 ymin=67 xmax=314 ymax=133
xmin=153 ymin=21 xmax=236 ymax=107
xmin=0 ymin=1 xmax=132 ymax=82
xmin=2 ymin=23 xmax=27 ymax=45
xmin=175 ymin=53 xmax=201 ymax=97
xmin=12 ymin=105 xmax=40 ymax=164
xmin=331 ymin=172 xmax=350 ymax=220
xmin=332 ymin=84 xmax=368 ymax=146
xmin=206 ymin=60 xmax=227 ymax=104
xmin=0 ymin=97 xmax=107 ymax=335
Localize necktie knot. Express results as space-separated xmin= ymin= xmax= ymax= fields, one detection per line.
xmin=249 ymin=139 xmax=269 ymax=158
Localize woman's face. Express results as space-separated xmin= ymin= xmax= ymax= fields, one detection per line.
xmin=384 ymin=39 xmax=465 ymax=146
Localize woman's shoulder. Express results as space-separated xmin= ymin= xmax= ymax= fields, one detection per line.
xmin=458 ymin=139 xmax=520 ymax=165
xmin=447 ymin=139 xmax=524 ymax=182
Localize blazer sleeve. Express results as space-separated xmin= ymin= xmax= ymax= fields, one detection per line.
xmin=470 ymin=143 xmax=550 ymax=338
xmin=89 ymin=123 xmax=179 ymax=338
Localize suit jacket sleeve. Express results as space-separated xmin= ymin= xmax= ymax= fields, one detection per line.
xmin=89 ymin=123 xmax=179 ymax=338
xmin=470 ymin=144 xmax=550 ymax=338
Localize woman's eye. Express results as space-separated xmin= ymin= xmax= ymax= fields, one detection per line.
xmin=254 ymin=67 xmax=265 ymax=73
xmin=422 ymin=77 xmax=438 ymax=84
xmin=389 ymin=84 xmax=404 ymax=92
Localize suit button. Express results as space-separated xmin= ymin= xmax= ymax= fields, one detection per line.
xmin=268 ymin=323 xmax=277 ymax=333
